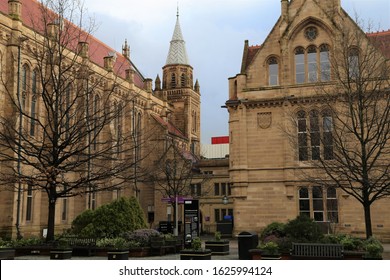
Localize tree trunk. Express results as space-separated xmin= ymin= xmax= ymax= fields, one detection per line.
xmin=46 ymin=196 xmax=57 ymax=242
xmin=363 ymin=202 xmax=373 ymax=239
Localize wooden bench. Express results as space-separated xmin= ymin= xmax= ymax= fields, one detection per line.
xmin=291 ymin=243 xmax=343 ymax=259
xmin=66 ymin=237 xmax=97 ymax=256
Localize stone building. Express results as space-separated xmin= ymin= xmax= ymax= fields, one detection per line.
xmin=226 ymin=0 xmax=390 ymax=240
xmin=0 ymin=0 xmax=200 ymax=238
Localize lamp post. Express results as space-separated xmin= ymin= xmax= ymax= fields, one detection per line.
xmin=15 ymin=36 xmax=28 ymax=239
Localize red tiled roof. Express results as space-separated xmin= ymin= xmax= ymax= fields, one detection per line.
xmin=367 ymin=30 xmax=390 ymax=59
xmin=0 ymin=0 xmax=145 ymax=88
xmin=244 ymin=45 xmax=261 ymax=71
xmin=151 ymin=114 xmax=187 ymax=139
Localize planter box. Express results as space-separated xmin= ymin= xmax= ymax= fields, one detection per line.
xmin=128 ymin=247 xmax=150 ymax=257
xmin=180 ymin=249 xmax=212 ymax=260
xmin=50 ymin=249 xmax=72 ymax=260
xmin=0 ymin=248 xmax=16 ymax=260
xmin=248 ymin=249 xmax=281 ymax=260
xmin=15 ymin=245 xmax=52 ymax=256
xmin=107 ymin=250 xmax=129 ymax=260
xmin=205 ymin=240 xmax=230 ymax=255
xmin=343 ymin=250 xmax=365 ymax=260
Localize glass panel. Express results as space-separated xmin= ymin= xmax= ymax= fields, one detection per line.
xmin=295 ymin=51 xmax=305 ymax=83
xmin=299 ymin=200 xmax=310 ymax=211
xmin=214 ymin=183 xmax=220 ymax=196
xmin=320 ymin=45 xmax=330 ymax=81
xmin=312 ymin=186 xmax=323 ymax=198
xmin=327 ymin=199 xmax=338 ymax=211
xmin=327 ymin=211 xmax=339 ymax=223
xmin=314 ymin=212 xmax=324 ymax=221
xmin=269 ymin=63 xmax=278 ymax=86
xmin=299 ymin=187 xmax=309 ymax=198
xmin=313 ymin=200 xmax=324 ymax=210
xmin=308 ymin=51 xmax=317 ymax=82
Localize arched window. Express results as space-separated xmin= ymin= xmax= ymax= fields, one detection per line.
xmin=320 ymin=44 xmax=330 ymax=81
xmin=181 ymin=73 xmax=186 ymax=87
xmin=268 ymin=57 xmax=279 ymax=86
xmin=21 ymin=64 xmax=29 ymax=110
xmin=295 ymin=47 xmax=305 ymax=84
xmin=297 ymin=110 xmax=308 ymax=161
xmin=93 ymin=94 xmax=100 ymax=150
xmin=30 ymin=70 xmax=38 ymax=136
xmin=309 ymin=110 xmax=320 ymax=160
xmin=307 ymin=46 xmax=317 ymax=82
xmin=64 ymin=83 xmax=72 ymax=137
xmin=322 ymin=110 xmax=333 ymax=160
xmin=348 ymin=47 xmax=359 ymax=79
xmin=171 ymin=73 xmax=176 ymax=88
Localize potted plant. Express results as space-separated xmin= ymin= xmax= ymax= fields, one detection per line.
xmin=363 ymin=237 xmax=383 ymax=260
xmin=180 ymin=237 xmax=212 ymax=260
xmin=259 ymin=241 xmax=281 ymax=260
xmin=339 ymin=235 xmax=365 ymax=260
xmin=205 ymin=231 xmax=230 ymax=255
xmin=97 ymin=237 xmax=130 ymax=260
xmin=0 ymin=238 xmax=15 ymax=260
xmin=50 ymin=238 xmax=72 ymax=260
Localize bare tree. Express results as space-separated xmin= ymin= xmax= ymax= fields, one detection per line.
xmin=287 ymin=19 xmax=390 ymax=238
xmin=0 ymin=0 xmax=146 ymax=241
xmin=148 ymin=140 xmax=208 ymax=235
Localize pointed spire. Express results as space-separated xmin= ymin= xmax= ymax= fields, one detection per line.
xmin=122 ymin=39 xmax=130 ymax=59
xmin=165 ymin=8 xmax=190 ymax=65
xmin=155 ymin=74 xmax=161 ymax=91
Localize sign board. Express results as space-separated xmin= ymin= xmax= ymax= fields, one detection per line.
xmin=183 ymin=199 xmax=199 ymax=238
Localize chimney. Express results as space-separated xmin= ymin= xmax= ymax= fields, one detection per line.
xmin=281 ymin=0 xmax=289 ymax=22
xmin=78 ymin=42 xmax=89 ymax=58
xmin=8 ymin=0 xmax=21 ymax=21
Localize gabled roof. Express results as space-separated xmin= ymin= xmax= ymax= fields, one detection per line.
xmin=151 ymin=114 xmax=187 ymax=140
xmin=0 ymin=0 xmax=145 ymax=89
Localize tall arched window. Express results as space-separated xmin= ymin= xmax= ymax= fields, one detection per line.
xmin=320 ymin=44 xmax=330 ymax=81
xmin=322 ymin=110 xmax=333 ymax=160
xmin=295 ymin=47 xmax=305 ymax=84
xmin=171 ymin=73 xmax=176 ymax=88
xmin=297 ymin=110 xmax=308 ymax=161
xmin=307 ymin=46 xmax=317 ymax=82
xmin=268 ymin=57 xmax=279 ymax=86
xmin=30 ymin=70 xmax=38 ymax=136
xmin=21 ymin=64 xmax=29 ymax=110
xmin=181 ymin=73 xmax=186 ymax=87
xmin=348 ymin=47 xmax=359 ymax=79
xmin=93 ymin=94 xmax=100 ymax=150
xmin=309 ymin=110 xmax=320 ymax=160
xmin=116 ymin=103 xmax=123 ymax=154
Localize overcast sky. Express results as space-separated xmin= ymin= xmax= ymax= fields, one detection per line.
xmin=82 ymin=0 xmax=390 ymax=144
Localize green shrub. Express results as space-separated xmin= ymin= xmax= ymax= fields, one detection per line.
xmin=96 ymin=237 xmax=130 ymax=249
xmin=191 ymin=237 xmax=202 ymax=251
xmin=284 ymin=215 xmax=323 ymax=243
xmin=260 ymin=222 xmax=286 ymax=242
xmin=363 ymin=237 xmax=383 ymax=259
xmin=340 ymin=235 xmax=364 ymax=251
xmin=11 ymin=236 xmax=44 ymax=247
xmin=71 ymin=197 xmax=147 ymax=238
xmin=259 ymin=241 xmax=279 ymax=256
xmin=121 ymin=229 xmax=160 ymax=247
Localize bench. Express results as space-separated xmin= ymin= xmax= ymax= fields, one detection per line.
xmin=66 ymin=237 xmax=97 ymax=256
xmin=291 ymin=243 xmax=343 ymax=259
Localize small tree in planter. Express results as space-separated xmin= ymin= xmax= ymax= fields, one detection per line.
xmin=205 ymin=231 xmax=230 ymax=255
xmin=50 ymin=238 xmax=72 ymax=260
xmin=363 ymin=237 xmax=383 ymax=260
xmin=180 ymin=237 xmax=212 ymax=260
xmin=97 ymin=237 xmax=130 ymax=260
xmin=259 ymin=242 xmax=281 ymax=260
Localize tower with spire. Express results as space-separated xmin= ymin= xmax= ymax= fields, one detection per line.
xmin=155 ymin=8 xmax=201 ymax=155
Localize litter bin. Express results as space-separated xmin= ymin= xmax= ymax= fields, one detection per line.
xmin=237 ymin=231 xmax=258 ymax=260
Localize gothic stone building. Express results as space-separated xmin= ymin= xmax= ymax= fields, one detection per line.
xmin=0 ymin=0 xmax=200 ymax=238
xmin=226 ymin=0 xmax=390 ymax=240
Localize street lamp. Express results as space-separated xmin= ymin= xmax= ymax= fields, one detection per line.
xmin=222 ymin=195 xmax=229 ymax=205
